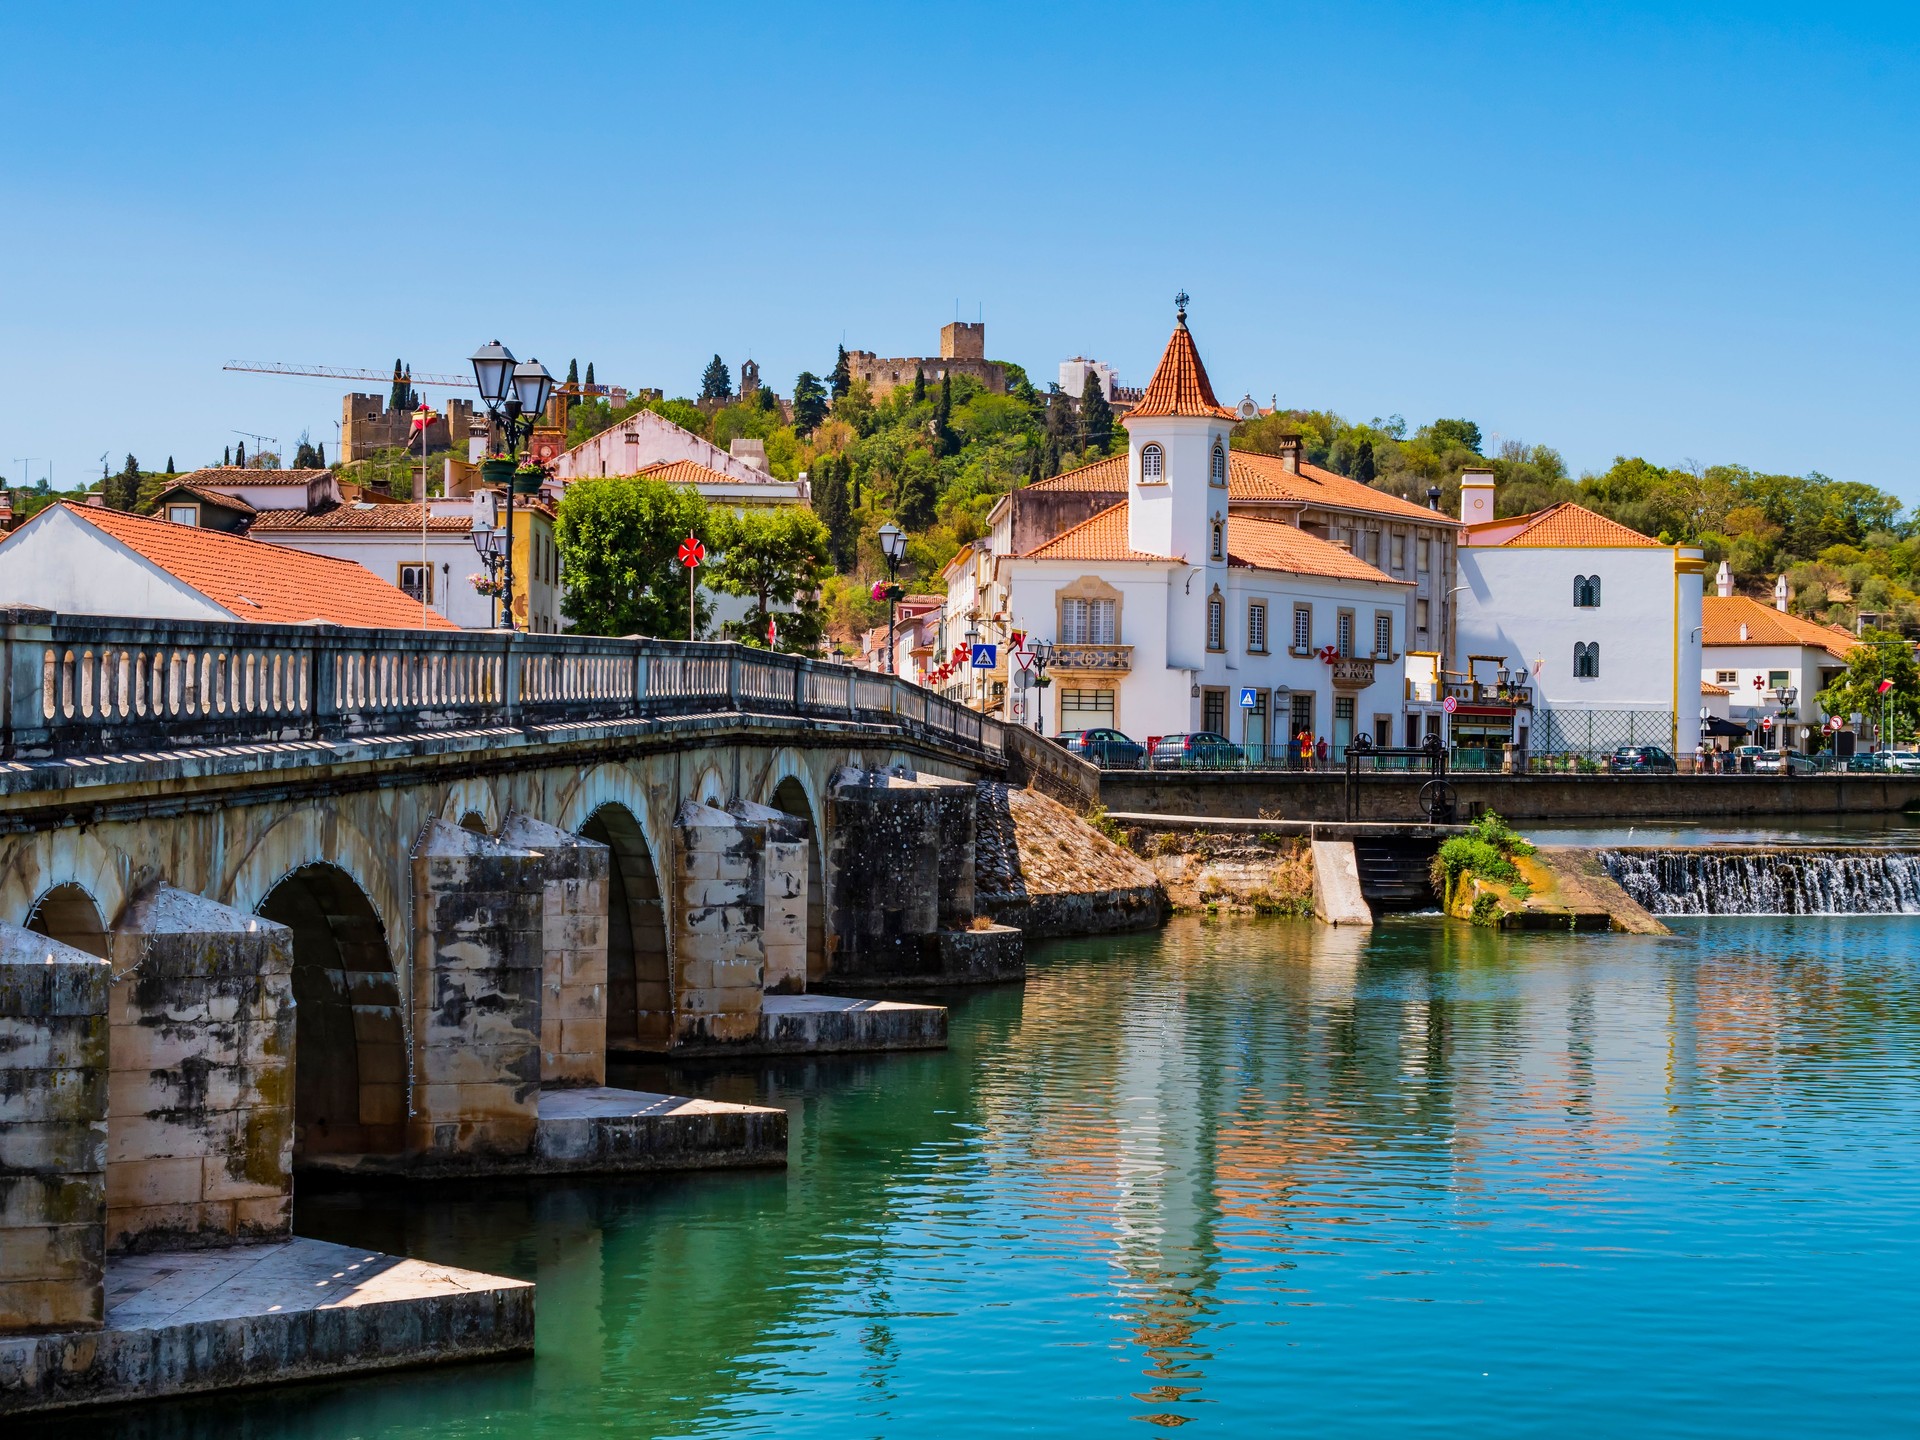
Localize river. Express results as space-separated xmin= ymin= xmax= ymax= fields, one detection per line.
xmin=87 ymin=915 xmax=1920 ymax=1438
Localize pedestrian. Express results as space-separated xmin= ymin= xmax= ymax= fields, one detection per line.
xmin=1296 ymin=728 xmax=1312 ymax=768
xmin=1695 ymin=740 xmax=1707 ymax=773
xmin=1316 ymin=736 xmax=1329 ymax=764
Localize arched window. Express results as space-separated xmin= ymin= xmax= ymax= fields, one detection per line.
xmin=1210 ymin=518 xmax=1224 ymax=561
xmin=1573 ymin=574 xmax=1602 ymax=607
xmin=1210 ymin=442 xmax=1228 ymax=486
xmin=1207 ymin=594 xmax=1225 ymax=651
xmin=1574 ymin=642 xmax=1599 ymax=678
xmin=1141 ymin=444 xmax=1165 ymax=482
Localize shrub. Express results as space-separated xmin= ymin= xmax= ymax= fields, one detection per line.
xmin=1431 ymin=837 xmax=1518 ymax=891
xmin=1470 ymin=892 xmax=1502 ymax=927
xmin=1466 ymin=810 xmax=1534 ymax=858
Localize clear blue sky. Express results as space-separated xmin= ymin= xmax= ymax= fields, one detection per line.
xmin=4 ymin=3 xmax=1916 ymax=500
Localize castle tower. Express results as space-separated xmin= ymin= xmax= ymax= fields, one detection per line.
xmin=940 ymin=321 xmax=985 ymax=360
xmin=1121 ymin=294 xmax=1238 ymax=670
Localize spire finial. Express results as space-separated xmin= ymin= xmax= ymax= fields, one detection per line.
xmin=1174 ymin=290 xmax=1189 ymax=326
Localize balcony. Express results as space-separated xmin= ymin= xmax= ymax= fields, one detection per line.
xmin=1329 ymin=656 xmax=1375 ymax=690
xmin=1050 ymin=644 xmax=1132 ymax=673
xmin=1442 ymin=678 xmax=1533 ymax=708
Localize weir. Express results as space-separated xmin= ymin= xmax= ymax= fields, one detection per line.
xmin=1599 ymin=846 xmax=1920 ymax=915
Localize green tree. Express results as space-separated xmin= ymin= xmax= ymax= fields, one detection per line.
xmin=792 ymin=371 xmax=828 ymax=435
xmin=700 ymin=355 xmax=733 ymax=403
xmin=1352 ymin=438 xmax=1376 ymax=486
xmin=291 ymin=431 xmax=322 ymax=469
xmin=814 ymin=455 xmax=854 ymax=571
xmin=223 ymin=445 xmax=231 ymax=465
xmin=709 ymin=506 xmax=832 ymax=653
xmin=106 ymin=454 xmax=141 ymax=511
xmin=897 ymin=450 xmax=939 ymax=530
xmin=1080 ymin=369 xmax=1113 ymax=451
xmin=911 ymin=367 xmax=927 ymax=404
xmin=316 ymin=441 xmax=325 ymax=467
xmin=1820 ymin=628 xmax=1920 ymax=742
xmin=1423 ymin=418 xmax=1483 ymax=454
xmin=829 ymin=344 xmax=851 ymax=399
xmin=585 ymin=361 xmax=595 ymax=388
xmin=554 ymin=477 xmax=712 ymax=637
xmin=931 ymin=372 xmax=956 ymax=457
xmin=565 ymin=358 xmax=579 ymax=391
xmin=235 ymin=440 xmax=246 ymax=467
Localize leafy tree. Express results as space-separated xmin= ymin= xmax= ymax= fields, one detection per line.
xmin=1352 ymin=438 xmax=1376 ymax=486
xmin=1080 ymin=369 xmax=1113 ymax=451
xmin=1423 ymin=418 xmax=1483 ymax=454
xmin=106 ymin=454 xmax=141 ymax=511
xmin=1820 ymin=628 xmax=1920 ymax=742
xmin=554 ymin=477 xmax=712 ymax=637
xmin=709 ymin=506 xmax=832 ymax=653
xmin=291 ymin=431 xmax=323 ymax=469
xmin=792 ymin=371 xmax=828 ymax=435
xmin=897 ymin=450 xmax=939 ymax=530
xmin=829 ymin=344 xmax=851 ymax=399
xmin=700 ymin=355 xmax=733 ymax=403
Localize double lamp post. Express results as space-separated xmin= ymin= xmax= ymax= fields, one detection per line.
xmin=468 ymin=341 xmax=554 ymax=631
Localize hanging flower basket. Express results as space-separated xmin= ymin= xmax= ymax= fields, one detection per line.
xmin=469 ymin=571 xmax=506 ymax=598
xmin=511 ymin=463 xmax=547 ymax=495
xmin=479 ymin=457 xmax=516 ymax=489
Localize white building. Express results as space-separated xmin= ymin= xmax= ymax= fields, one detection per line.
xmin=1059 ymin=357 xmax=1119 ymax=401
xmin=1701 ymin=568 xmax=1859 ymax=750
xmin=945 ymin=305 xmax=1414 ymax=752
xmin=1455 ymin=476 xmax=1706 ymax=759
xmin=549 ymin=408 xmax=809 ymax=506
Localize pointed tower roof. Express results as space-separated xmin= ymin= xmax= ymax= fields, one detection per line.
xmin=1125 ymin=293 xmax=1238 ymax=421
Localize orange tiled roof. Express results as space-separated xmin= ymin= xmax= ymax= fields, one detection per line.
xmin=153 ymin=481 xmax=258 ymax=516
xmin=1701 ymin=680 xmax=1731 ymax=695
xmin=1124 ymin=319 xmax=1238 ymax=421
xmin=1021 ymin=454 xmax=1130 ymax=492
xmin=1702 ymin=595 xmax=1859 ymax=658
xmin=1487 ymin=502 xmax=1660 ymax=548
xmin=1228 ymin=515 xmax=1410 ymax=584
xmin=639 ymin=459 xmax=783 ymax=487
xmin=1021 ymin=503 xmax=1166 ymax=562
xmin=249 ymin=503 xmax=473 ymax=533
xmin=176 ymin=466 xmax=331 ymax=489
xmin=1228 ymin=451 xmax=1450 ymax=524
xmin=50 ymin=503 xmax=457 ymax=629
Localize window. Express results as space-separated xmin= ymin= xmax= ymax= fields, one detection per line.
xmin=1211 ymin=519 xmax=1224 ymax=561
xmin=1391 ymin=533 xmax=1406 ymax=571
xmin=1417 ymin=538 xmax=1431 ymax=574
xmin=1574 ymin=641 xmax=1599 ymax=678
xmin=1292 ymin=604 xmax=1312 ymax=651
xmin=1334 ymin=697 xmax=1355 ymax=723
xmin=1061 ymin=688 xmax=1114 ymax=716
xmin=1140 ymin=444 xmax=1165 ymax=483
xmin=1768 ymin=669 xmax=1790 ymax=690
xmin=1061 ymin=597 xmax=1117 ymax=644
xmin=167 ymin=505 xmax=197 ymax=526
xmin=398 ymin=563 xmax=432 ymax=603
xmin=1203 ymin=689 xmax=1227 ymax=736
xmin=1361 ymin=531 xmax=1379 ymax=564
xmin=1248 ymin=602 xmax=1268 ymax=653
xmin=1716 ymin=670 xmax=1738 ymax=684
xmin=1290 ymin=693 xmax=1315 ymax=741
xmin=1336 ymin=611 xmax=1354 ymax=657
xmin=1416 ymin=598 xmax=1430 ymax=633
xmin=1374 ymin=715 xmax=1393 ymax=748
xmin=1210 ymin=442 xmax=1228 ymax=487
xmin=1207 ymin=595 xmax=1225 ymax=651
xmin=1574 ymin=574 xmax=1601 ymax=607
xmin=1374 ymin=612 xmax=1392 ymax=657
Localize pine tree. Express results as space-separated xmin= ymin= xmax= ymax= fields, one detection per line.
xmin=911 ymin=367 xmax=927 ymax=403
xmin=1080 ymin=369 xmax=1114 ymax=452
xmin=830 ymin=344 xmax=851 ymax=400
xmin=315 ymin=441 xmax=325 ymax=467
xmin=700 ymin=355 xmax=733 ymax=402
xmin=166 ymin=456 xmax=175 ymax=474
xmin=792 ymin=372 xmax=828 ymax=434
xmin=108 ymin=455 xmax=140 ymax=511
xmin=389 ymin=359 xmax=407 ymax=412
xmin=1353 ymin=438 xmax=1376 ymax=486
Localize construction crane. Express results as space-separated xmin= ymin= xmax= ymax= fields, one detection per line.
xmin=221 ymin=360 xmax=617 ymax=399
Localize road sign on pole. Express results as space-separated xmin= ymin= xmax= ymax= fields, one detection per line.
xmin=970 ymin=643 xmax=997 ymax=669
xmin=1442 ymin=695 xmax=1459 ymax=715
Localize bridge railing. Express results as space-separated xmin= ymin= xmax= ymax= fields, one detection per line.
xmin=0 ymin=610 xmax=1004 ymax=763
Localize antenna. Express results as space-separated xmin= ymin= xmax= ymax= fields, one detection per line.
xmin=99 ymin=452 xmax=109 ymax=479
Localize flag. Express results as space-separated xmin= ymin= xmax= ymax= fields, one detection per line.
xmin=1877 ymin=678 xmax=1895 ymax=695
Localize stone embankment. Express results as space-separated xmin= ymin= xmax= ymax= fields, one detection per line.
xmin=1442 ymin=848 xmax=1669 ymax=933
xmin=1121 ymin=828 xmax=1315 ymax=915
xmin=974 ymin=784 xmax=1169 ymax=936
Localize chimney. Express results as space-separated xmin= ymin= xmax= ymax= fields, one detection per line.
xmin=1278 ymin=435 xmax=1300 ymax=474
xmin=1739 ymin=622 xmax=1749 ymax=641
xmin=1459 ymin=468 xmax=1495 ymax=525
xmin=1715 ymin=559 xmax=1734 ymax=598
xmin=85 ymin=492 xmax=105 ymax=508
xmin=1774 ymin=574 xmax=1789 ymax=613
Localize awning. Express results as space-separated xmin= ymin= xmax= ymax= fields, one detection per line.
xmin=1703 ymin=716 xmax=1748 ymax=738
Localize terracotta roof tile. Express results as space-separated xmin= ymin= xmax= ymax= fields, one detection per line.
xmin=638 ymin=459 xmax=784 ymax=487
xmin=249 ymin=503 xmax=474 ymax=533
xmin=1228 ymin=451 xmax=1451 ymax=524
xmin=176 ymin=466 xmax=332 ymax=488
xmin=1124 ymin=320 xmax=1238 ymax=421
xmin=1702 ymin=595 xmax=1859 ymax=658
xmin=47 ymin=503 xmax=457 ymax=629
xmin=1020 ymin=454 xmax=1130 ymax=493
xmin=1020 ymin=503 xmax=1165 ymax=562
xmin=1228 ymin=516 xmax=1411 ymax=584
xmin=153 ymin=482 xmax=258 ymax=516
xmin=1701 ymin=680 xmax=1731 ymax=695
xmin=1490 ymin=502 xmax=1660 ymax=548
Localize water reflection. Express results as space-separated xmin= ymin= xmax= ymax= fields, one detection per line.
xmin=49 ymin=915 xmax=1920 ymax=1438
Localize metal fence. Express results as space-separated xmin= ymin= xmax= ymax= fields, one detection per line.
xmin=0 ymin=609 xmax=1004 ymax=764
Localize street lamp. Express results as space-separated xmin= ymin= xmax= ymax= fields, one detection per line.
xmin=878 ymin=521 xmax=906 ymax=675
xmin=468 ymin=341 xmax=553 ymax=631
xmin=1029 ymin=639 xmax=1056 ymax=736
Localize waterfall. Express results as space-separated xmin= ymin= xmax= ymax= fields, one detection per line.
xmin=1599 ymin=847 xmax=1920 ymax=916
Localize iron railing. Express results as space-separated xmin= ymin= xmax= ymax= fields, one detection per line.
xmin=0 ymin=609 xmax=1003 ymax=763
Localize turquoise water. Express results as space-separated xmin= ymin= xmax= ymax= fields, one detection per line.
xmin=91 ymin=916 xmax=1920 ymax=1437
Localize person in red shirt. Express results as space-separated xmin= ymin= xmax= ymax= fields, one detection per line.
xmin=1316 ymin=736 xmax=1329 ymax=763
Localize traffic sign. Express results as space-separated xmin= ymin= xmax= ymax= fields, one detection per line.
xmin=678 ymin=535 xmax=705 ymax=567
xmin=1014 ymin=646 xmax=1034 ymax=672
xmin=1443 ymin=695 xmax=1459 ymax=715
xmin=970 ymin=643 xmax=997 ymax=669
xmin=1761 ymin=715 xmax=1775 ymax=731
xmin=1239 ymin=688 xmax=1259 ymax=708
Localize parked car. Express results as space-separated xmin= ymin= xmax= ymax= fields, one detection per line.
xmin=1884 ymin=750 xmax=1920 ymax=773
xmin=1609 ymin=745 xmax=1676 ymax=774
xmin=1057 ymin=728 xmax=1146 ymax=769
xmin=1752 ymin=748 xmax=1815 ymax=776
xmin=1846 ymin=751 xmax=1890 ymax=773
xmin=1148 ymin=732 xmax=1241 ymax=770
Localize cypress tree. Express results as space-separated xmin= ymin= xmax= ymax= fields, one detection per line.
xmin=1026 ymin=446 xmax=1041 ymax=487
xmin=830 ymin=344 xmax=851 ymax=399
xmin=166 ymin=456 xmax=175 ymax=474
xmin=932 ymin=372 xmax=954 ymax=456
xmin=912 ymin=367 xmax=926 ymax=403
xmin=565 ymin=358 xmax=579 ymax=391
xmin=316 ymin=441 xmax=325 ymax=466
xmin=389 ymin=359 xmax=407 ymax=411
xmin=1353 ymin=438 xmax=1376 ymax=486
xmin=223 ymin=445 xmax=231 ymax=466
xmin=235 ymin=441 xmax=246 ymax=467
xmin=1080 ymin=369 xmax=1114 ymax=451
xmin=584 ymin=361 xmax=595 ymax=388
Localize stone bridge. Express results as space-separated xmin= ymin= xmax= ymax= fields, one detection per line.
xmin=0 ymin=611 xmax=1047 ymax=1403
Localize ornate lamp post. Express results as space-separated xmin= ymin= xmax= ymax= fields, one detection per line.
xmin=469 ymin=341 xmax=554 ymax=631
xmin=1029 ymin=639 xmax=1055 ymax=736
xmin=878 ymin=521 xmax=906 ymax=675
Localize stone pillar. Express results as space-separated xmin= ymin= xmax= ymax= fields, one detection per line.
xmin=0 ymin=924 xmax=110 ymax=1333
xmin=929 ymin=781 xmax=979 ymax=931
xmin=106 ymin=885 xmax=295 ymax=1254
xmin=670 ymin=800 xmax=763 ymax=1047
xmin=410 ymin=821 xmax=544 ymax=1159
xmin=499 ymin=814 xmax=611 ymax=1089
xmin=824 ymin=768 xmax=945 ymax=979
xmin=729 ymin=799 xmax=809 ymax=995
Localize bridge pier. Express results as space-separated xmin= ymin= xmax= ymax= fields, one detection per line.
xmin=499 ymin=815 xmax=610 ymax=1090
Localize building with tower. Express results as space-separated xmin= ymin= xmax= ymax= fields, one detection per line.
xmin=845 ymin=322 xmax=1008 ymax=401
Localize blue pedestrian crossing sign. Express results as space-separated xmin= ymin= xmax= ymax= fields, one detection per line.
xmin=970 ymin=643 xmax=997 ymax=669
xmin=1239 ymin=687 xmax=1259 ymax=707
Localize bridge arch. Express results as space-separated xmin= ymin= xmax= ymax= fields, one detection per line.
xmin=1 ymin=829 xmax=127 ymax=947
xmin=25 ymin=881 xmax=110 ymax=958
xmin=224 ymin=809 xmax=402 ymax=963
xmin=258 ymin=862 xmax=404 ymax=1161
xmin=767 ymin=768 xmax=828 ymax=983
xmin=438 ymin=777 xmax=500 ymax=834
xmin=578 ymin=801 xmax=670 ymax=1053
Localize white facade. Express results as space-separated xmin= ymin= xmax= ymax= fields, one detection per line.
xmin=0 ymin=505 xmax=230 ymax=621
xmin=1059 ymin=357 xmax=1119 ymax=401
xmin=551 ymin=408 xmax=807 ymax=502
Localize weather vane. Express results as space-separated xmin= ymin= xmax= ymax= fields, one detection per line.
xmin=1174 ymin=290 xmax=1189 ymax=323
